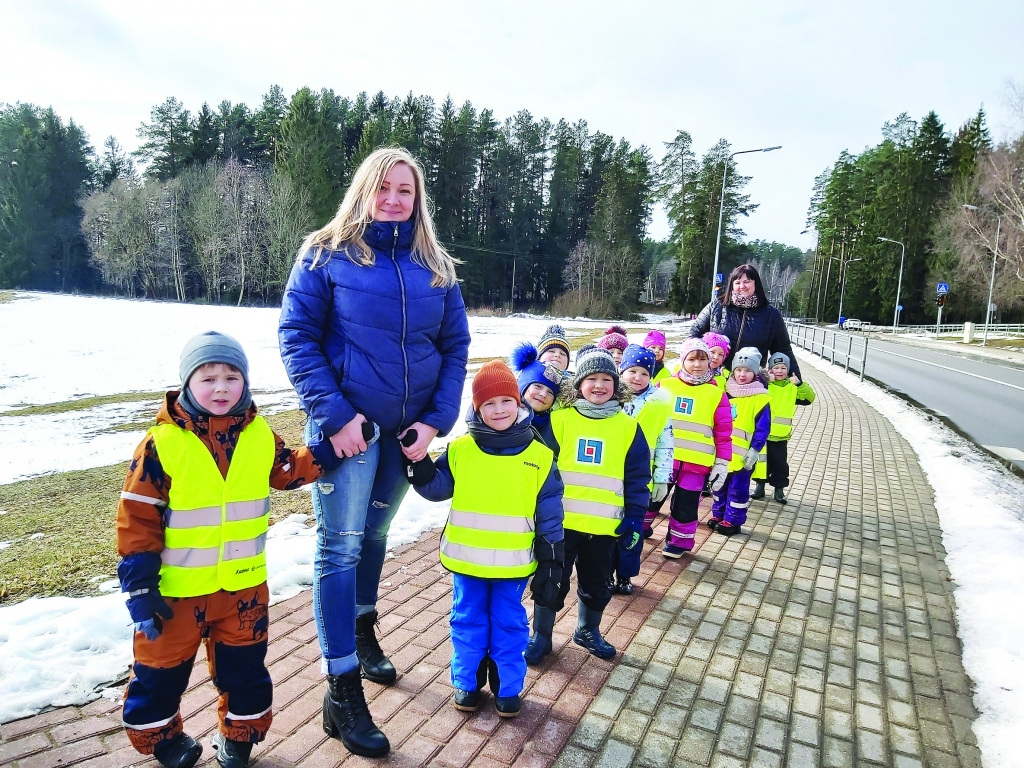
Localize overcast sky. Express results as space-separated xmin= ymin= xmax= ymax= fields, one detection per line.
xmin=2 ymin=0 xmax=1022 ymax=248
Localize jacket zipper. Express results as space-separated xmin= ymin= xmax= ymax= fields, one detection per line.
xmin=390 ymin=224 xmax=410 ymax=427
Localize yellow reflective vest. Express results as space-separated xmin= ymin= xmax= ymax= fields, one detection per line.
xmin=551 ymin=408 xmax=637 ymax=536
xmin=658 ymin=377 xmax=723 ymax=468
xmin=728 ymin=393 xmax=771 ymax=473
xmin=651 ymin=364 xmax=672 ymax=385
xmin=633 ymin=389 xmax=673 ymax=491
xmin=767 ymin=381 xmax=799 ymax=441
xmin=150 ymin=416 xmax=275 ymax=598
xmin=713 ymin=368 xmax=730 ymax=390
xmin=439 ymin=435 xmax=553 ymax=579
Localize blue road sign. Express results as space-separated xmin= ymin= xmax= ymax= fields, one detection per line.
xmin=937 ymin=282 xmax=949 ymax=295
xmin=897 ymin=305 xmax=904 ymax=312
xmin=715 ymin=273 xmax=724 ymax=284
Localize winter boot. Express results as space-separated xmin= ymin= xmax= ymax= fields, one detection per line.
xmin=453 ymin=688 xmax=484 ymax=712
xmin=322 ymin=668 xmax=390 ymax=758
xmin=153 ymin=733 xmax=203 ymax=768
xmin=495 ymin=695 xmax=522 ymax=717
xmin=773 ymin=487 xmax=787 ymax=504
xmin=525 ymin=606 xmax=556 ymax=666
xmin=355 ymin=610 xmax=397 ymax=685
xmin=751 ymin=481 xmax=766 ymax=499
xmin=615 ymin=577 xmax=634 ymax=595
xmin=572 ymin=602 xmax=616 ymax=660
xmin=716 ymin=521 xmax=741 ymax=536
xmin=211 ymin=732 xmax=252 ymax=768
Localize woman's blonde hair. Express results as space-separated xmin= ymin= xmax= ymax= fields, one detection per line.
xmin=300 ymin=147 xmax=458 ymax=288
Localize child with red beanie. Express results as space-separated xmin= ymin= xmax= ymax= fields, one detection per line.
xmin=407 ymin=361 xmax=564 ymax=718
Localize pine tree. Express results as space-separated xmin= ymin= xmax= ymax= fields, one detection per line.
xmin=134 ymin=97 xmax=193 ymax=180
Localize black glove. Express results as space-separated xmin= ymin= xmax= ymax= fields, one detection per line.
xmin=308 ymin=421 xmax=377 ymax=473
xmin=530 ymin=536 xmax=564 ymax=609
xmin=400 ymin=429 xmax=437 ymax=485
xmin=616 ymin=517 xmax=644 ymax=579
xmin=126 ymin=589 xmax=174 ymax=641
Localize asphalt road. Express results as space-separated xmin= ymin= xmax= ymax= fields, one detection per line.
xmin=864 ymin=337 xmax=1024 ymax=473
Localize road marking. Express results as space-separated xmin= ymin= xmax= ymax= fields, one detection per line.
xmin=871 ymin=346 xmax=1024 ymax=392
xmin=983 ymin=446 xmax=1024 ymax=463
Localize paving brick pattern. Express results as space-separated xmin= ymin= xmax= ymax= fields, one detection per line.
xmin=558 ymin=365 xmax=981 ymax=768
xmin=0 ymin=364 xmax=980 ymax=767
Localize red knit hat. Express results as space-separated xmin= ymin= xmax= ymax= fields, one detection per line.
xmin=473 ymin=360 xmax=522 ymax=410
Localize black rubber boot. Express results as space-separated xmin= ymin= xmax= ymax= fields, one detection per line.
xmin=751 ymin=481 xmax=766 ymax=499
xmin=773 ymin=487 xmax=787 ymax=504
xmin=211 ymin=732 xmax=252 ymax=768
xmin=524 ymin=606 xmax=556 ymax=666
xmin=495 ymin=695 xmax=522 ymax=717
xmin=615 ymin=577 xmax=634 ymax=595
xmin=453 ymin=688 xmax=484 ymax=712
xmin=572 ymin=602 xmax=616 ymax=660
xmin=153 ymin=733 xmax=203 ymax=768
xmin=323 ymin=669 xmax=390 ymax=758
xmin=355 ymin=610 xmax=397 ymax=685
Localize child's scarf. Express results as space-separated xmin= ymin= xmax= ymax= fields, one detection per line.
xmin=726 ymin=377 xmax=767 ymax=398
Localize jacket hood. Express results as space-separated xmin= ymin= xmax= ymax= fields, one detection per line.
xmin=364 ymin=219 xmax=416 ymax=253
xmin=158 ymin=390 xmax=257 ymax=435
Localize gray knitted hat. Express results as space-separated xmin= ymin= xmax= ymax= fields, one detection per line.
xmin=573 ymin=348 xmax=619 ymax=390
xmin=731 ymin=347 xmax=763 ymax=374
xmin=180 ymin=331 xmax=250 ymax=387
xmin=768 ymin=352 xmax=790 ymax=372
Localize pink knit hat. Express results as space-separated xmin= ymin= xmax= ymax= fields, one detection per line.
xmin=643 ymin=329 xmax=667 ymax=349
xmin=702 ymin=332 xmax=731 ymax=355
xmin=676 ymin=338 xmax=714 ymax=385
xmin=596 ymin=325 xmax=629 ymax=352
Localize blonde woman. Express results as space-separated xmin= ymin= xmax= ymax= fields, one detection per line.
xmin=279 ymin=148 xmax=470 ymax=758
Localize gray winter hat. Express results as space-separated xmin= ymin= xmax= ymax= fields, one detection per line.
xmin=180 ymin=331 xmax=250 ymax=387
xmin=538 ymin=324 xmax=570 ymax=358
xmin=573 ymin=348 xmax=619 ymax=390
xmin=768 ymin=352 xmax=791 ymax=372
xmin=731 ymin=346 xmax=763 ymax=374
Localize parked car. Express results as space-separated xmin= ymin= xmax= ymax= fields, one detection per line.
xmin=842 ymin=319 xmax=864 ymax=330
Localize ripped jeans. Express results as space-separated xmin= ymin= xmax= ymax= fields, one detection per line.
xmin=304 ymin=421 xmax=409 ymax=676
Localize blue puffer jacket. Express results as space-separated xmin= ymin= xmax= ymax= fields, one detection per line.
xmin=278 ymin=220 xmax=471 ymax=437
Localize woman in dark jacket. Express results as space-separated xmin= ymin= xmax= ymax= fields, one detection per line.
xmin=278 ymin=148 xmax=470 ymax=757
xmin=690 ymin=264 xmax=801 ymax=381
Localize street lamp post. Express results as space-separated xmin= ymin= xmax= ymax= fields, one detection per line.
xmin=962 ymin=205 xmax=1002 ymax=346
xmin=837 ymin=257 xmax=862 ymax=326
xmin=710 ymin=145 xmax=781 ymax=303
xmin=878 ymin=237 xmax=906 ymax=333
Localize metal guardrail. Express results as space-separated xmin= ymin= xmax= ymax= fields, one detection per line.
xmin=786 ymin=322 xmax=867 ymax=381
xmin=854 ymin=322 xmax=1024 ymax=338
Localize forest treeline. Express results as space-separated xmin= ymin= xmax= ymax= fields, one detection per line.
xmin=0 ymin=87 xmax=803 ymax=317
xmin=800 ymin=102 xmax=1024 ymax=325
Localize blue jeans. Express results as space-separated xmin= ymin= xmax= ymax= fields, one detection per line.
xmin=305 ymin=421 xmax=410 ymax=675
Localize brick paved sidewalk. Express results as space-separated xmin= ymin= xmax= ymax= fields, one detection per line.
xmin=0 ymin=363 xmax=981 ymax=768
xmin=558 ymin=365 xmax=981 ymax=768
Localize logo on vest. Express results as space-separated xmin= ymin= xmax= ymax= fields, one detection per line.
xmin=524 ymin=461 xmax=540 ymax=470
xmin=731 ymin=404 xmax=738 ymax=419
xmin=674 ymin=396 xmax=695 ymax=415
xmin=577 ymin=438 xmax=603 ymax=465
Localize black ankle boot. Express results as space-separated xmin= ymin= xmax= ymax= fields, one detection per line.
xmin=355 ymin=610 xmax=397 ymax=685
xmin=751 ymin=481 xmax=766 ymax=499
xmin=211 ymin=732 xmax=252 ymax=768
xmin=153 ymin=733 xmax=202 ymax=768
xmin=525 ymin=606 xmax=556 ymax=666
xmin=773 ymin=487 xmax=787 ymax=504
xmin=572 ymin=602 xmax=616 ymax=660
xmin=323 ymin=669 xmax=390 ymax=758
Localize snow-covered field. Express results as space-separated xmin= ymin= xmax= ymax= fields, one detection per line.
xmin=800 ymin=352 xmax=1024 ymax=768
xmin=0 ymin=291 xmax=685 ymax=724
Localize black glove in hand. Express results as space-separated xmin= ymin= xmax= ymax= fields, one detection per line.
xmin=530 ymin=536 xmax=564 ymax=609
xmin=309 ymin=421 xmax=377 ymax=473
xmin=400 ymin=429 xmax=437 ymax=485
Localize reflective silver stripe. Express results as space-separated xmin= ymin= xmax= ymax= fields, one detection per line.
xmin=772 ymin=417 xmax=793 ymax=426
xmin=120 ymin=491 xmax=166 ymax=507
xmin=449 ymin=509 xmax=534 ymax=533
xmin=226 ymin=705 xmax=272 ymax=721
xmin=758 ymin=454 xmax=767 ymax=463
xmin=223 ymin=534 xmax=267 ymax=561
xmin=561 ymin=471 xmax=624 ymax=496
xmin=563 ymin=498 xmax=624 ymax=520
xmin=162 ymin=546 xmax=219 ymax=568
xmin=672 ymin=421 xmax=714 ymax=438
xmin=123 ymin=710 xmax=180 ymax=729
xmin=440 ymin=536 xmax=534 ymax=567
xmin=225 ymin=498 xmax=270 ymax=522
xmin=673 ymin=438 xmax=716 ymax=455
xmin=732 ymin=500 xmax=751 ymax=509
xmin=165 ymin=506 xmax=222 ymax=529
xmin=732 ymin=427 xmax=751 ymax=440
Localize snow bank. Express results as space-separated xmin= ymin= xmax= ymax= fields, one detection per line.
xmin=800 ymin=353 xmax=1024 ymax=768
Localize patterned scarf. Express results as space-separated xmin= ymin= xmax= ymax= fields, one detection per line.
xmin=731 ymin=293 xmax=759 ymax=309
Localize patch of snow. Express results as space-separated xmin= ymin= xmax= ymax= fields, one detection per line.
xmin=800 ymin=352 xmax=1024 ymax=768
xmin=28 ymin=533 xmax=44 ymax=540
xmin=0 ymin=541 xmax=12 ymax=550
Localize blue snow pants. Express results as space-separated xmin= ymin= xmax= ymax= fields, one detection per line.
xmin=450 ymin=574 xmax=529 ymax=698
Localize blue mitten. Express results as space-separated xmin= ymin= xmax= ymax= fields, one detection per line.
xmin=126 ymin=590 xmax=174 ymax=641
xmin=616 ymin=517 xmax=644 ymax=578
